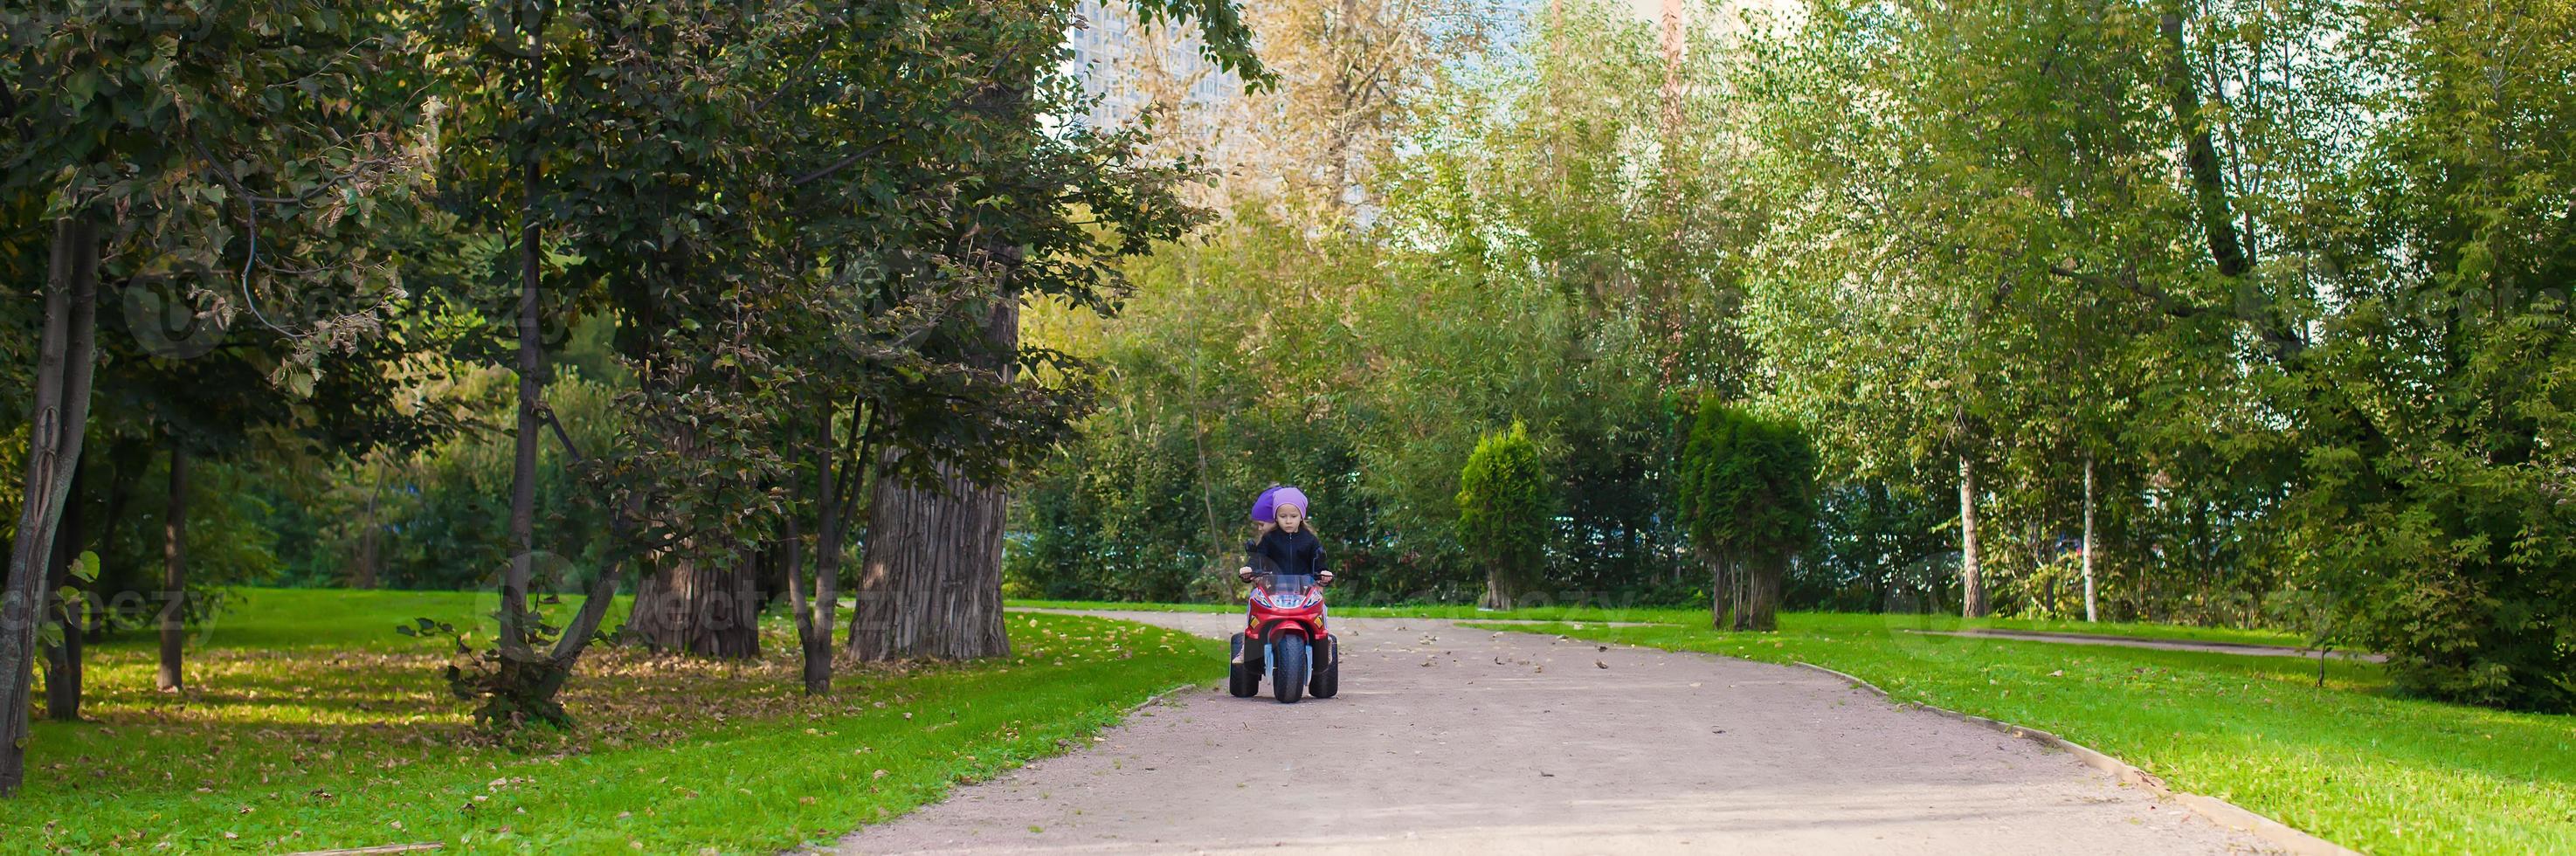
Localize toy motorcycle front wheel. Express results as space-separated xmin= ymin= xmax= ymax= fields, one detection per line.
xmin=1271 ymin=635 xmax=1309 ymax=704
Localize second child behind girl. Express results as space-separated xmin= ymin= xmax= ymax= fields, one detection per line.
xmin=1239 ymin=486 xmax=1332 ymax=586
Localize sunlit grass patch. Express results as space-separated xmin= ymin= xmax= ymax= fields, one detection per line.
xmin=10 ymin=590 xmax=1220 ymax=853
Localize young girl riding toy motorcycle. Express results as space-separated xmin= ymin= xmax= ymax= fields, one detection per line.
xmin=1229 ymin=486 xmax=1340 ymax=702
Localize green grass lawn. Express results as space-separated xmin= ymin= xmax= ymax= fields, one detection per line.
xmin=9 ymin=589 xmax=1223 ymax=853
xmin=1458 ymin=614 xmax=2575 ymax=855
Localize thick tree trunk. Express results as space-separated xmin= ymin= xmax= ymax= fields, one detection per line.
xmin=2082 ymin=454 xmax=2098 ymax=623
xmin=1958 ymin=454 xmax=1986 ymax=618
xmin=628 ymin=556 xmax=763 ymax=659
xmin=157 ymin=444 xmax=189 ymax=693
xmin=3 ymin=217 xmax=102 ymax=795
xmin=42 ymin=463 xmax=86 ymax=721
xmin=847 ymin=453 xmax=1011 ymax=661
xmin=1481 ymin=567 xmax=1511 ymax=611
xmin=1743 ymin=554 xmax=1780 ymax=632
xmin=848 ymin=274 xmax=1019 ymax=663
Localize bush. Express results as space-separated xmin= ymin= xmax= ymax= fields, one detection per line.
xmin=1675 ymin=398 xmax=1817 ymax=631
xmin=1455 ymin=421 xmax=1550 ymax=608
xmin=2299 ymin=442 xmax=2576 ymax=712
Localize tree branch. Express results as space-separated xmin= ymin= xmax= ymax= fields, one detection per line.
xmin=791 ymin=141 xmax=892 ymax=187
xmin=2047 ymin=260 xmax=2202 ymax=320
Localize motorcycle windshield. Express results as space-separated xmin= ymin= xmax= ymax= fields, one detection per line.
xmin=1260 ymin=573 xmax=1317 ymax=596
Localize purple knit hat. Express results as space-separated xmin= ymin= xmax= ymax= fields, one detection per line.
xmin=1250 ymin=485 xmax=1310 ymax=522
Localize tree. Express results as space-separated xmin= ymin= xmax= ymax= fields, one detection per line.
xmin=1085 ymin=0 xmax=1493 ymax=215
xmin=2263 ymin=0 xmax=2576 ymax=711
xmin=1456 ymin=421 xmax=1550 ymax=609
xmin=1736 ymin=0 xmax=2236 ymax=621
xmin=1675 ymin=399 xmax=1815 ymax=632
xmin=846 ymin=0 xmax=1266 ymax=663
xmin=0 ymin=0 xmax=430 ymax=792
xmin=1012 ymin=3 xmax=1756 ymax=608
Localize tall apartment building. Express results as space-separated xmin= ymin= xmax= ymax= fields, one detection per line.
xmin=1062 ymin=0 xmax=1241 ymax=130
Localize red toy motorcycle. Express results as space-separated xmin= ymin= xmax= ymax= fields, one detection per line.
xmin=1228 ymin=570 xmax=1340 ymax=703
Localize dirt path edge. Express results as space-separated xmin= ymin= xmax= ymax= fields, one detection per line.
xmin=1787 ymin=660 xmax=2352 ymax=856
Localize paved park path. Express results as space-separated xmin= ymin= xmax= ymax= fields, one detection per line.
xmin=832 ymin=611 xmax=2273 ymax=855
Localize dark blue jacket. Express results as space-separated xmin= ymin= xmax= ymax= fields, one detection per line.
xmin=1246 ymin=528 xmax=1327 ymax=577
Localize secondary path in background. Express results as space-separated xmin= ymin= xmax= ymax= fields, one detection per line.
xmin=1905 ymin=629 xmax=2386 ymax=662
xmin=832 ymin=611 xmax=2272 ymax=855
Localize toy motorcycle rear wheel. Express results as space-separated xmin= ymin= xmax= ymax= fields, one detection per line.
xmin=1309 ymin=637 xmax=1340 ymax=699
xmin=1227 ymin=634 xmax=1258 ymax=698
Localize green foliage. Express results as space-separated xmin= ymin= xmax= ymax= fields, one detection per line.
xmin=1797 ymin=480 xmax=1958 ymax=611
xmin=1675 ymin=399 xmax=1816 ymax=563
xmin=1015 ymin=5 xmax=1738 ymax=608
xmin=0 ymin=0 xmax=431 ymax=330
xmin=2257 ymin=0 xmax=2576 ymax=713
xmin=1455 ymin=421 xmax=1550 ymax=600
xmin=1721 ymin=0 xmax=2575 ymax=708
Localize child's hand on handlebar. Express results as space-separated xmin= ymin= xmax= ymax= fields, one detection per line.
xmin=1319 ymin=570 xmax=1335 ymax=586
xmin=1237 ymin=566 xmax=1255 ymax=581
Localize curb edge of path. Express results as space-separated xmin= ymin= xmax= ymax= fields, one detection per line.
xmin=1790 ymin=661 xmax=2356 ymax=856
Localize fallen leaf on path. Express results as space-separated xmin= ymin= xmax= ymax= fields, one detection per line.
xmin=1595 ymin=660 xmax=1608 ymax=669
